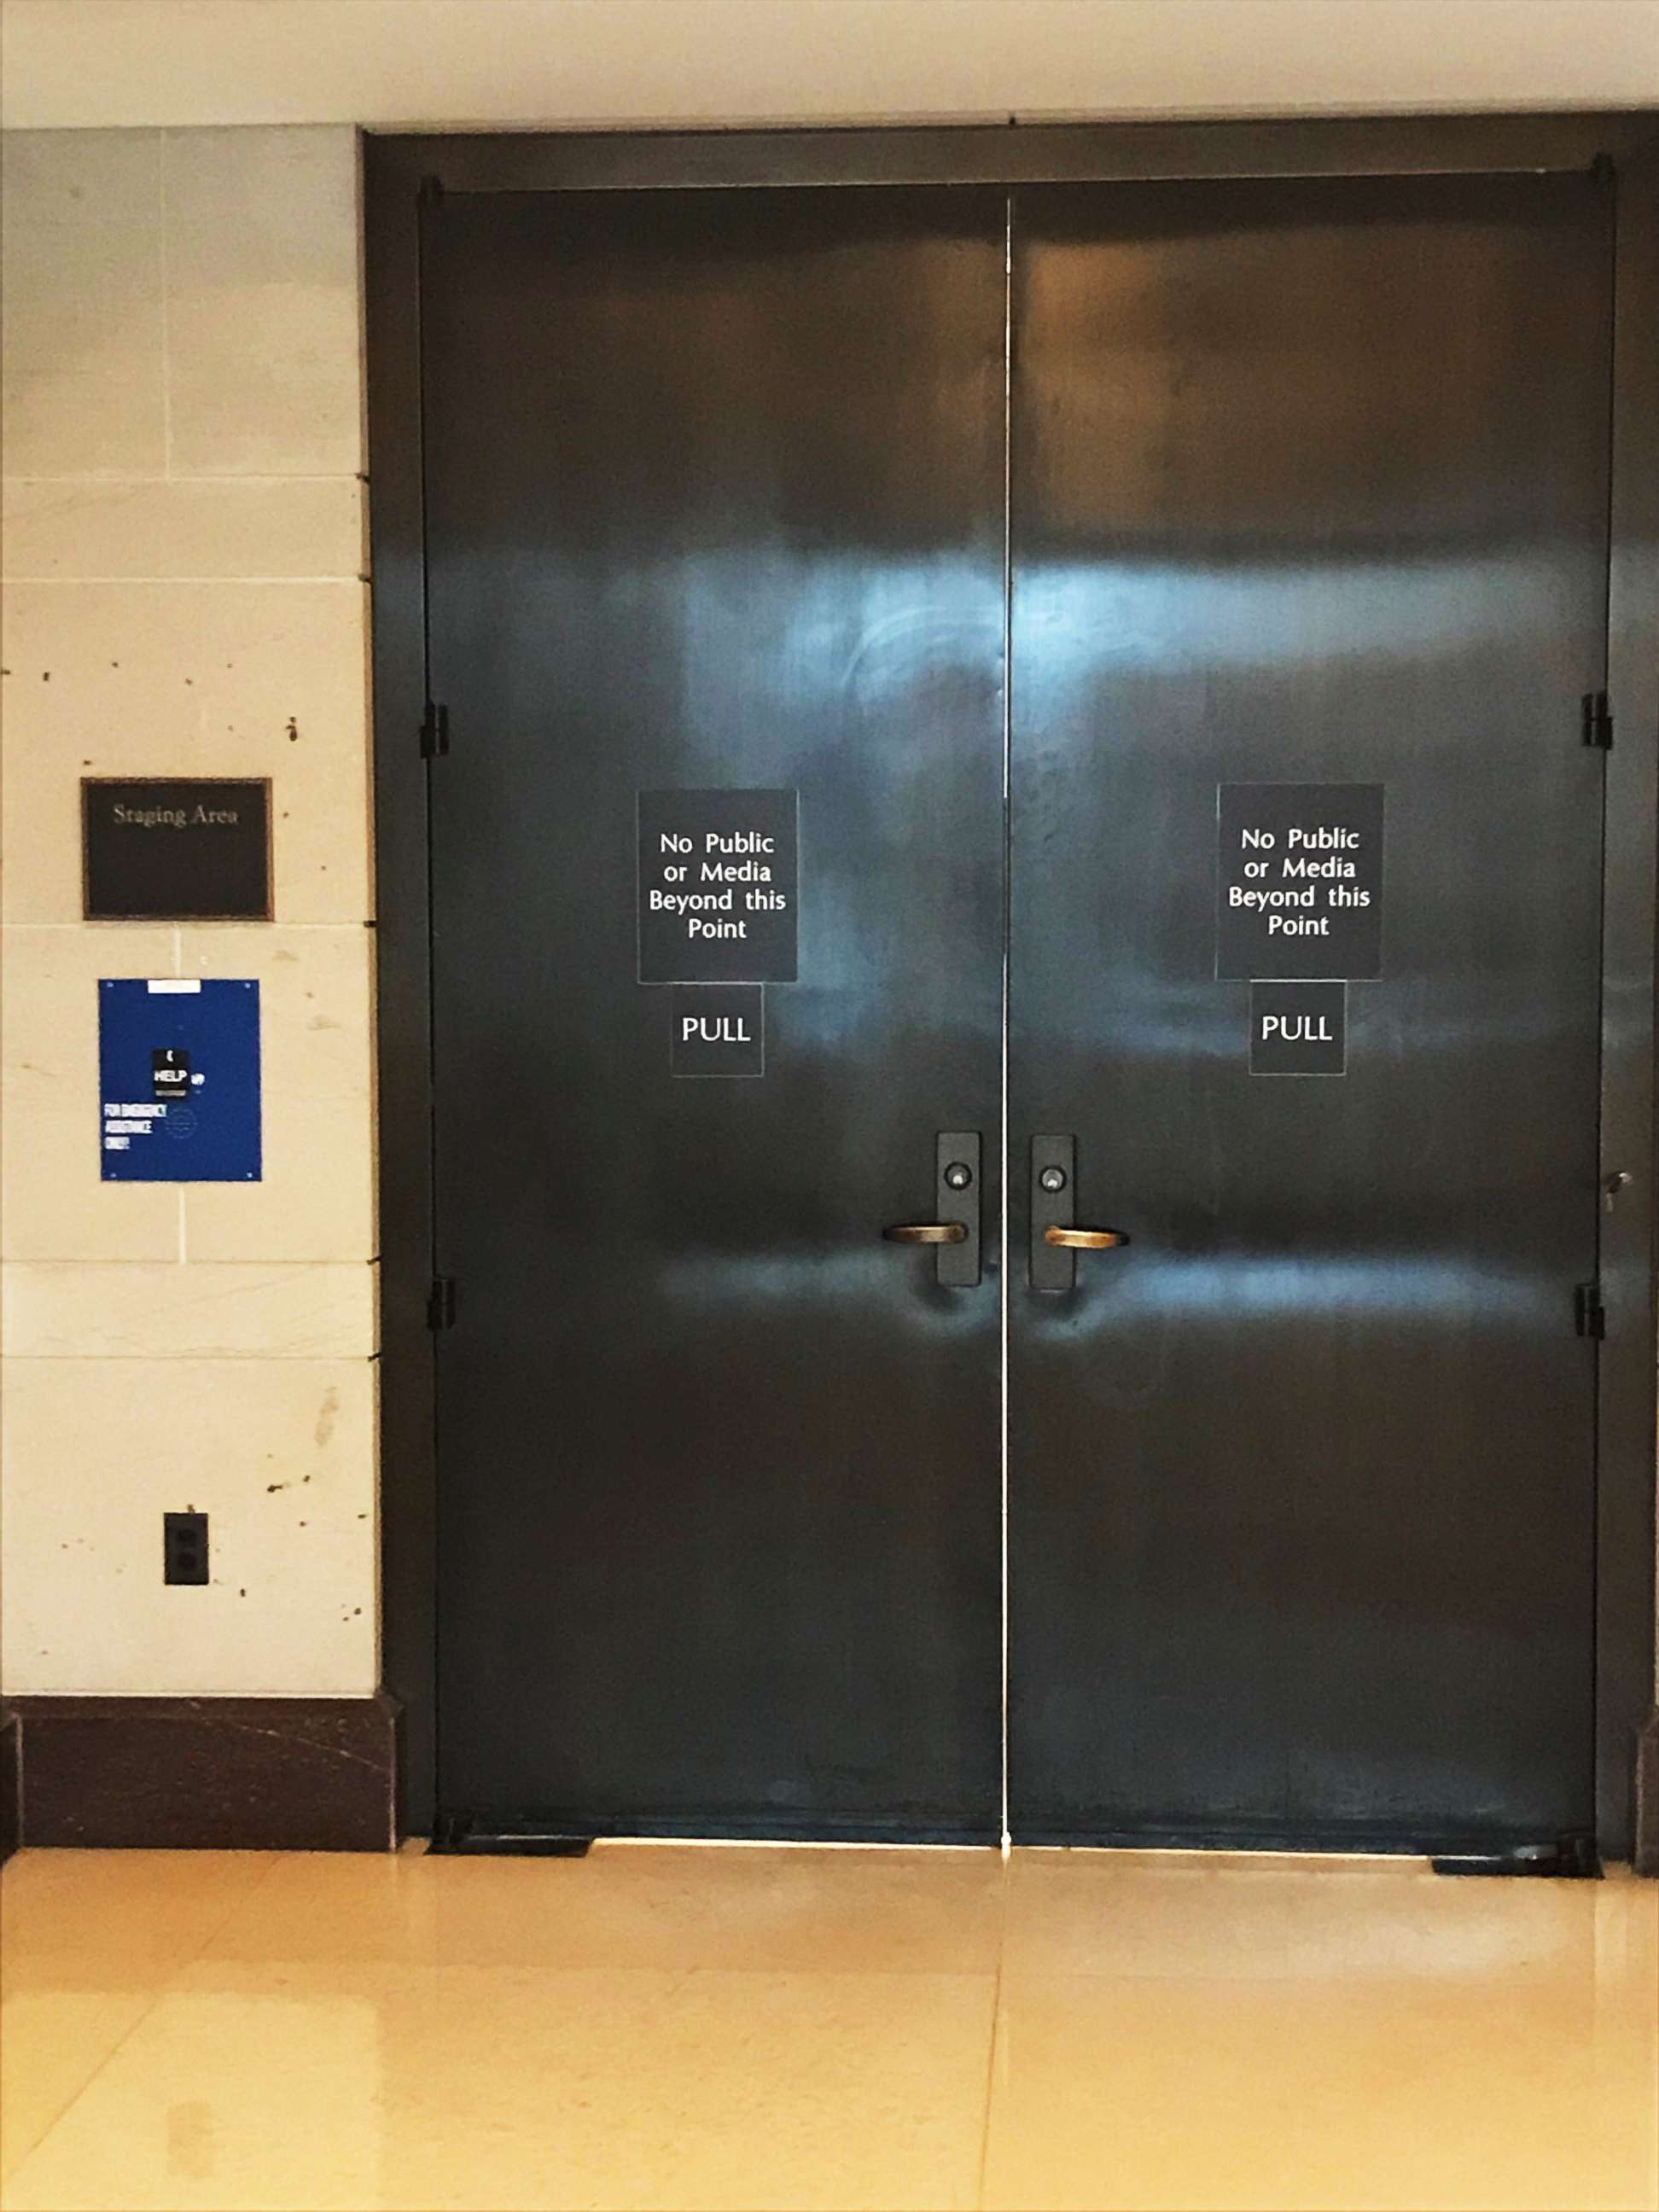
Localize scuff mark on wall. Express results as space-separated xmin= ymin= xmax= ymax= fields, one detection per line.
xmin=314 ymin=1386 xmax=340 ymax=1448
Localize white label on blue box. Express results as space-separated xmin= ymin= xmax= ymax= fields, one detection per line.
xmin=99 ymin=978 xmax=261 ymax=1181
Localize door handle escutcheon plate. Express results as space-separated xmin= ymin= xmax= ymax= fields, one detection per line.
xmin=882 ymin=1132 xmax=981 ymax=1287
xmin=1031 ymin=1135 xmax=1091 ymax=1291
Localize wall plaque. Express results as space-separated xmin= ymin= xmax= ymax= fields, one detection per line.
xmin=638 ymin=789 xmax=797 ymax=983
xmin=1216 ymin=783 xmax=1383 ymax=980
xmin=99 ymin=978 xmax=261 ymax=1181
xmin=1249 ymin=981 xmax=1348 ymax=1076
xmin=83 ymin=778 xmax=271 ymax=921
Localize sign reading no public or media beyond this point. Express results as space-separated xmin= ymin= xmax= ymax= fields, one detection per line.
xmin=1217 ymin=783 xmax=1383 ymax=980
xmin=638 ymin=789 xmax=798 ymax=984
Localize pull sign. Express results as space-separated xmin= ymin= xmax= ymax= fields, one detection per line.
xmin=670 ymin=986 xmax=765 ymax=1077
xmin=1249 ymin=981 xmax=1347 ymax=1076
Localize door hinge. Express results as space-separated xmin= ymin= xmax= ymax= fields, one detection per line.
xmin=427 ymin=1275 xmax=457 ymax=1332
xmin=1581 ymin=691 xmax=1613 ymax=749
xmin=420 ymin=701 xmax=450 ymax=760
xmin=1575 ymin=1282 xmax=1605 ymax=1339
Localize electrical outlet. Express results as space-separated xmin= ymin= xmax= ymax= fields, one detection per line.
xmin=164 ymin=1511 xmax=209 ymax=1586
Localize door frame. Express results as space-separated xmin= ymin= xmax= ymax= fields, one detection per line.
xmin=364 ymin=111 xmax=1659 ymax=1854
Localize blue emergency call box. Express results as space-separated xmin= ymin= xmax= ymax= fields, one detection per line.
xmin=99 ymin=979 xmax=261 ymax=1182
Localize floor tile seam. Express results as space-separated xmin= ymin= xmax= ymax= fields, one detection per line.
xmin=973 ymin=1850 xmax=1014 ymax=2206
xmin=182 ymin=1849 xmax=310 ymax=1968
xmin=971 ymin=1965 xmax=1005 ymax=2209
xmin=3 ymin=1849 xmax=300 ymax=2180
xmin=3 ymin=1849 xmax=296 ymax=1978
xmin=3 ymin=1976 xmax=177 ymax=2192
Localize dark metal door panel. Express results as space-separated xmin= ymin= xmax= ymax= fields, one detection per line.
xmin=1008 ymin=175 xmax=1612 ymax=1848
xmin=424 ymin=188 xmax=1007 ymax=1838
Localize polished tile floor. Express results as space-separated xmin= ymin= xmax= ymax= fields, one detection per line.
xmin=1 ymin=1842 xmax=1654 ymax=2210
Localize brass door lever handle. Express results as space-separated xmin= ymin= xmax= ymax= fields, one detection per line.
xmin=1044 ymin=1225 xmax=1129 ymax=1250
xmin=883 ymin=1222 xmax=968 ymax=1244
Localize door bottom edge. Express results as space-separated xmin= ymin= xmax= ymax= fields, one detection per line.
xmin=1008 ymin=1819 xmax=1596 ymax=1858
xmin=434 ymin=1807 xmax=1001 ymax=1848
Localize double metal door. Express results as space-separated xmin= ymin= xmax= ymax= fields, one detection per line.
xmin=422 ymin=174 xmax=1611 ymax=1849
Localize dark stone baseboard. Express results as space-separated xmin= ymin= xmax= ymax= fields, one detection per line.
xmin=2 ymin=1695 xmax=399 ymax=1852
xmin=1637 ymin=1704 xmax=1659 ymax=1877
xmin=0 ymin=1712 xmax=19 ymax=1864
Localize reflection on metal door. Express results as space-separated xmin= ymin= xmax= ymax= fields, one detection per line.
xmin=423 ymin=188 xmax=1008 ymax=1842
xmin=1008 ymin=175 xmax=1610 ymax=1852
xmin=422 ymin=172 xmax=1611 ymax=1854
